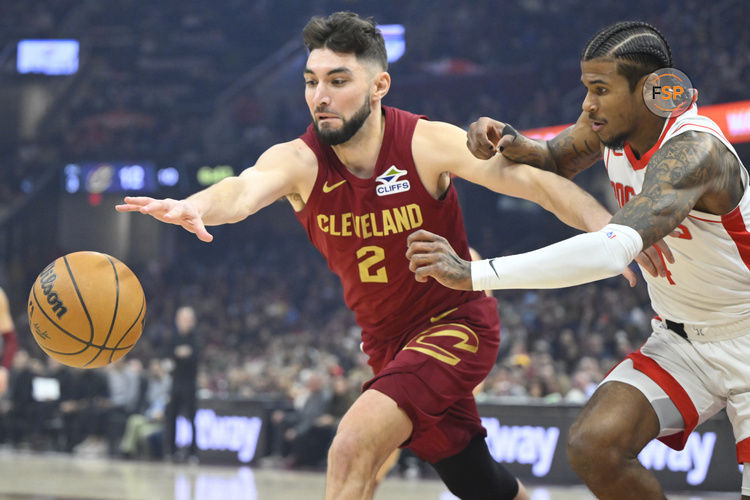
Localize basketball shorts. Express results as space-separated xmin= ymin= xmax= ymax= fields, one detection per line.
xmin=362 ymin=296 xmax=500 ymax=463
xmin=603 ymin=317 xmax=750 ymax=466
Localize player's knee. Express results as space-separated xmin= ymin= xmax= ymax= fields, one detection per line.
xmin=327 ymin=429 xmax=374 ymax=476
xmin=328 ymin=431 xmax=358 ymax=466
xmin=567 ymin=417 xmax=619 ymax=474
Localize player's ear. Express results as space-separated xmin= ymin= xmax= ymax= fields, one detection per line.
xmin=640 ymin=72 xmax=659 ymax=98
xmin=372 ymin=71 xmax=390 ymax=101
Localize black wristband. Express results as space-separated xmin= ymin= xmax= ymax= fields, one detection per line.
xmin=501 ymin=124 xmax=518 ymax=141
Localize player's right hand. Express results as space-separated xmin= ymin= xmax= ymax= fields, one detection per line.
xmin=467 ymin=117 xmax=518 ymax=160
xmin=115 ymin=196 xmax=214 ymax=242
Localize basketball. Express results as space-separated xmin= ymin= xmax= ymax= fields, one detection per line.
xmin=27 ymin=251 xmax=146 ymax=369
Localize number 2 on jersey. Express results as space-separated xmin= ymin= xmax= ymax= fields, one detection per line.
xmin=357 ymin=246 xmax=388 ymax=283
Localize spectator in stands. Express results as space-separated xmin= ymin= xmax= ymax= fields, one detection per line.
xmin=268 ymin=369 xmax=331 ymax=467
xmin=290 ymin=373 xmax=358 ymax=468
xmin=120 ymin=358 xmax=172 ymax=459
xmin=165 ymin=305 xmax=200 ymax=462
xmin=6 ymin=350 xmax=33 ymax=447
xmin=62 ymin=367 xmax=111 ymax=456
xmin=105 ymin=360 xmax=143 ymax=455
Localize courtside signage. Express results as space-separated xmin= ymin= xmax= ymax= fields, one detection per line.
xmin=176 ymin=409 xmax=263 ymax=463
xmin=638 ymin=432 xmax=717 ymax=485
xmin=481 ymin=417 xmax=559 ymax=477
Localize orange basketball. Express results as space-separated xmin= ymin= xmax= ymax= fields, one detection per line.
xmin=27 ymin=251 xmax=146 ymax=369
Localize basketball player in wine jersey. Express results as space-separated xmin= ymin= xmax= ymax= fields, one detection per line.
xmin=117 ymin=13 xmax=667 ymax=500
xmin=408 ymin=21 xmax=750 ymax=499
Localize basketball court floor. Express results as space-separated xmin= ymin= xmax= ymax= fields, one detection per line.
xmin=0 ymin=450 xmax=736 ymax=500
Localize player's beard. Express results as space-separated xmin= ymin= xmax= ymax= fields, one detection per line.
xmin=314 ymin=95 xmax=371 ymax=146
xmin=599 ymin=132 xmax=628 ymax=150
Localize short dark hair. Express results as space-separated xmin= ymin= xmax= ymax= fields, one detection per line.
xmin=302 ymin=12 xmax=388 ymax=71
xmin=582 ymin=21 xmax=672 ymax=91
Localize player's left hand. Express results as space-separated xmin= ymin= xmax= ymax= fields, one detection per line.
xmin=406 ymin=230 xmax=473 ymax=290
xmin=619 ymin=239 xmax=674 ymax=287
xmin=635 ymin=239 xmax=675 ymax=278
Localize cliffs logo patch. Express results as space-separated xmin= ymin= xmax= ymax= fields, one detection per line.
xmin=376 ymin=166 xmax=410 ymax=196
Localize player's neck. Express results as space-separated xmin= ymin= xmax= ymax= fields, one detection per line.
xmin=627 ymin=112 xmax=666 ymax=158
xmin=332 ymin=106 xmax=385 ymax=179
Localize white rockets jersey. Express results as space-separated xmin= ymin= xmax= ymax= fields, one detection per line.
xmin=604 ymin=103 xmax=750 ymax=329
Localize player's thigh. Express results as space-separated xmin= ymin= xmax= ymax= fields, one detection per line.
xmin=708 ymin=333 xmax=750 ymax=468
xmin=398 ymin=318 xmax=499 ymax=396
xmin=334 ymin=388 xmax=413 ymax=463
xmin=584 ymin=329 xmax=726 ymax=455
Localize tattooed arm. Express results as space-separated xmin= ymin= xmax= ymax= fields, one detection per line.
xmin=466 ymin=111 xmax=602 ymax=179
xmin=407 ymin=131 xmax=742 ymax=290
xmin=611 ymin=131 xmax=743 ymax=249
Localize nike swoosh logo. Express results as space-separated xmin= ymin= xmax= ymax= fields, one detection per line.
xmin=430 ymin=307 xmax=458 ymax=323
xmin=488 ymin=259 xmax=501 ymax=277
xmin=322 ymin=179 xmax=347 ymax=193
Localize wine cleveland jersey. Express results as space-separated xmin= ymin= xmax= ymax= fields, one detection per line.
xmin=604 ymin=103 xmax=750 ymax=330
xmin=296 ymin=106 xmax=486 ymax=347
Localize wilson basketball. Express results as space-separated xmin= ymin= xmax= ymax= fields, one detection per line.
xmin=27 ymin=251 xmax=146 ymax=369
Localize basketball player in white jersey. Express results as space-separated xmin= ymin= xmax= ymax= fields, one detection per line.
xmin=406 ymin=21 xmax=750 ymax=499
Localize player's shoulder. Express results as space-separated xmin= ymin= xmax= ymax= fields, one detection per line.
xmin=250 ymin=139 xmax=319 ymax=175
xmin=651 ymin=130 xmax=737 ymax=192
xmin=414 ymin=118 xmax=460 ymax=135
xmin=659 ymin=129 xmax=727 ymax=162
xmin=263 ymin=138 xmax=317 ymax=164
xmin=413 ymin=119 xmax=465 ymax=150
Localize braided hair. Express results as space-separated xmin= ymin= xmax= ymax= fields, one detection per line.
xmin=582 ymin=21 xmax=672 ymax=91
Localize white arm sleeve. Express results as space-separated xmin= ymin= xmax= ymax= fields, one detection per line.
xmin=471 ymin=224 xmax=643 ymax=290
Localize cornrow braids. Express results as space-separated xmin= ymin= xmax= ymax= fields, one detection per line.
xmin=582 ymin=21 xmax=672 ymax=91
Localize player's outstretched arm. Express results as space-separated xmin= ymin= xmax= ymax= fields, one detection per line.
xmin=116 ymin=141 xmax=314 ymax=242
xmin=408 ymin=131 xmax=728 ymax=291
xmin=416 ymin=119 xmax=610 ymax=232
xmin=466 ymin=112 xmax=602 ymax=179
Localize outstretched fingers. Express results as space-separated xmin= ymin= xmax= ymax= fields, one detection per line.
xmin=189 ymin=218 xmax=214 ymax=242
xmin=115 ymin=196 xmax=156 ymax=212
xmin=115 ymin=196 xmax=213 ymax=242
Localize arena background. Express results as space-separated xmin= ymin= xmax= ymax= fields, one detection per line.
xmin=0 ymin=0 xmax=749 ymax=498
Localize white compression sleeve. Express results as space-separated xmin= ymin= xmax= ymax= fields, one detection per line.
xmin=471 ymin=224 xmax=643 ymax=290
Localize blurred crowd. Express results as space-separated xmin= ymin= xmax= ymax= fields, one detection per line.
xmin=1 ymin=0 xmax=748 ymax=212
